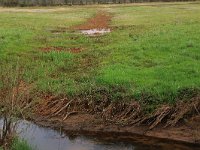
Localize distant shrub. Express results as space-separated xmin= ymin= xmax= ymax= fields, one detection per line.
xmin=0 ymin=0 xmax=196 ymax=6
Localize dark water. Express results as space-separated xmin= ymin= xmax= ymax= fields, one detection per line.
xmin=0 ymin=119 xmax=199 ymax=150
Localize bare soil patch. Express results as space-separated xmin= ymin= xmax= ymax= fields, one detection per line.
xmin=40 ymin=46 xmax=83 ymax=53
xmin=69 ymin=47 xmax=83 ymax=53
xmin=73 ymin=11 xmax=112 ymax=30
xmin=49 ymin=27 xmax=67 ymax=34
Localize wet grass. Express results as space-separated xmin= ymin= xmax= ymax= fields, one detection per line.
xmin=11 ymin=138 xmax=32 ymax=150
xmin=0 ymin=138 xmax=32 ymax=150
xmin=0 ymin=2 xmax=200 ymax=109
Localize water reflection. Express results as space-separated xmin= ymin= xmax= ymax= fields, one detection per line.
xmin=0 ymin=119 xmax=199 ymax=150
xmin=16 ymin=120 xmax=135 ymax=150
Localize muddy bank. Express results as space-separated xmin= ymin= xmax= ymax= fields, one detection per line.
xmin=1 ymin=119 xmax=199 ymax=150
xmin=33 ymin=113 xmax=200 ymax=146
xmin=31 ymin=94 xmax=200 ymax=145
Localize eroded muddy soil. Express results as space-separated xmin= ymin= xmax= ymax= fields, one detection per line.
xmin=73 ymin=11 xmax=112 ymax=36
xmin=73 ymin=12 xmax=112 ymax=30
xmin=40 ymin=46 xmax=83 ymax=53
xmin=31 ymin=93 xmax=200 ymax=146
xmin=33 ymin=113 xmax=200 ymax=146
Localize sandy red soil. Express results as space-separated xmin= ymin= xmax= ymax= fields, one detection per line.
xmin=73 ymin=12 xmax=112 ymax=30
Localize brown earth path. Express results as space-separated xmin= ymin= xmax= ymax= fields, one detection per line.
xmin=73 ymin=11 xmax=112 ymax=30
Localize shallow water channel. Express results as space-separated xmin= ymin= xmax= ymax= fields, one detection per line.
xmin=0 ymin=119 xmax=199 ymax=150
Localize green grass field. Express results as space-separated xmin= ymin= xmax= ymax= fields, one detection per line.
xmin=0 ymin=2 xmax=200 ymax=111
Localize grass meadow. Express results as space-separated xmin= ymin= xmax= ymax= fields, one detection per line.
xmin=0 ymin=2 xmax=200 ymax=111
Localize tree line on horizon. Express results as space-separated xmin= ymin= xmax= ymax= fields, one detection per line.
xmin=0 ymin=0 xmax=195 ymax=6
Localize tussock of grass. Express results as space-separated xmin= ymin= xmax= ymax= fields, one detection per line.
xmin=11 ymin=138 xmax=32 ymax=150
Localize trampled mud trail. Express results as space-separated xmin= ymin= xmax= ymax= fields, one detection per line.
xmin=73 ymin=11 xmax=112 ymax=30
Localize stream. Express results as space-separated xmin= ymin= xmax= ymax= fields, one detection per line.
xmin=0 ymin=119 xmax=199 ymax=150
